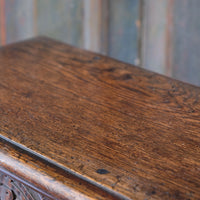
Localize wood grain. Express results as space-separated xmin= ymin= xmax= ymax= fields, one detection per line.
xmin=0 ymin=37 xmax=200 ymax=199
xmin=0 ymin=138 xmax=120 ymax=200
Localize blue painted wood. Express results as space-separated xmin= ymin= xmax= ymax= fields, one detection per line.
xmin=108 ymin=0 xmax=140 ymax=65
xmin=2 ymin=0 xmax=200 ymax=87
xmin=172 ymin=0 xmax=200 ymax=86
xmin=4 ymin=0 xmax=35 ymax=44
xmin=0 ymin=0 xmax=4 ymax=45
xmin=142 ymin=0 xmax=168 ymax=75
xmin=36 ymin=0 xmax=84 ymax=48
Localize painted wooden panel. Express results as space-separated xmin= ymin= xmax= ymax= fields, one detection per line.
xmin=36 ymin=0 xmax=84 ymax=48
xmin=108 ymin=0 xmax=141 ymax=65
xmin=84 ymin=0 xmax=110 ymax=55
xmin=4 ymin=0 xmax=35 ymax=44
xmin=141 ymin=0 xmax=168 ymax=75
xmin=83 ymin=0 xmax=108 ymax=54
xmin=1 ymin=0 xmax=200 ymax=86
xmin=0 ymin=0 xmax=5 ymax=45
xmin=172 ymin=0 xmax=200 ymax=86
xmin=83 ymin=0 xmax=102 ymax=52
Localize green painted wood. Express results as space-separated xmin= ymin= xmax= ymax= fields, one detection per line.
xmin=36 ymin=0 xmax=84 ymax=48
xmin=108 ymin=0 xmax=140 ymax=65
xmin=172 ymin=0 xmax=200 ymax=86
xmin=4 ymin=0 xmax=35 ymax=44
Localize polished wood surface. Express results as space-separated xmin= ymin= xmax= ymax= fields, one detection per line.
xmin=0 ymin=138 xmax=119 ymax=200
xmin=0 ymin=37 xmax=200 ymax=199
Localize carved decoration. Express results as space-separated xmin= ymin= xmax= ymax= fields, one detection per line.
xmin=0 ymin=171 xmax=50 ymax=200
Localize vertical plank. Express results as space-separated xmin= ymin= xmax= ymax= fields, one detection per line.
xmin=100 ymin=0 xmax=109 ymax=54
xmin=0 ymin=0 xmax=6 ymax=45
xmin=83 ymin=0 xmax=109 ymax=53
xmin=4 ymin=0 xmax=35 ymax=44
xmin=141 ymin=0 xmax=168 ymax=74
xmin=108 ymin=0 xmax=140 ymax=65
xmin=172 ymin=0 xmax=200 ymax=86
xmin=165 ymin=0 xmax=174 ymax=76
xmin=36 ymin=0 xmax=84 ymax=48
xmin=84 ymin=0 xmax=101 ymax=52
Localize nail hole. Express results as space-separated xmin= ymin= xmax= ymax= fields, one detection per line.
xmin=96 ymin=169 xmax=110 ymax=174
xmin=93 ymin=56 xmax=101 ymax=60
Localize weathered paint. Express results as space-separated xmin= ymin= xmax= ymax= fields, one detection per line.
xmin=0 ymin=0 xmax=200 ymax=86
xmin=108 ymin=0 xmax=140 ymax=65
xmin=4 ymin=0 xmax=35 ymax=44
xmin=83 ymin=0 xmax=102 ymax=52
xmin=0 ymin=0 xmax=6 ymax=45
xmin=172 ymin=0 xmax=200 ymax=86
xmin=36 ymin=0 xmax=84 ymax=48
xmin=141 ymin=0 xmax=168 ymax=74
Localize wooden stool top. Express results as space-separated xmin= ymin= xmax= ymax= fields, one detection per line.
xmin=0 ymin=37 xmax=199 ymax=199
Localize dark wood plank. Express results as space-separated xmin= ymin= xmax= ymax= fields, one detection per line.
xmin=0 ymin=37 xmax=200 ymax=199
xmin=108 ymin=0 xmax=141 ymax=65
xmin=0 ymin=138 xmax=119 ymax=200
